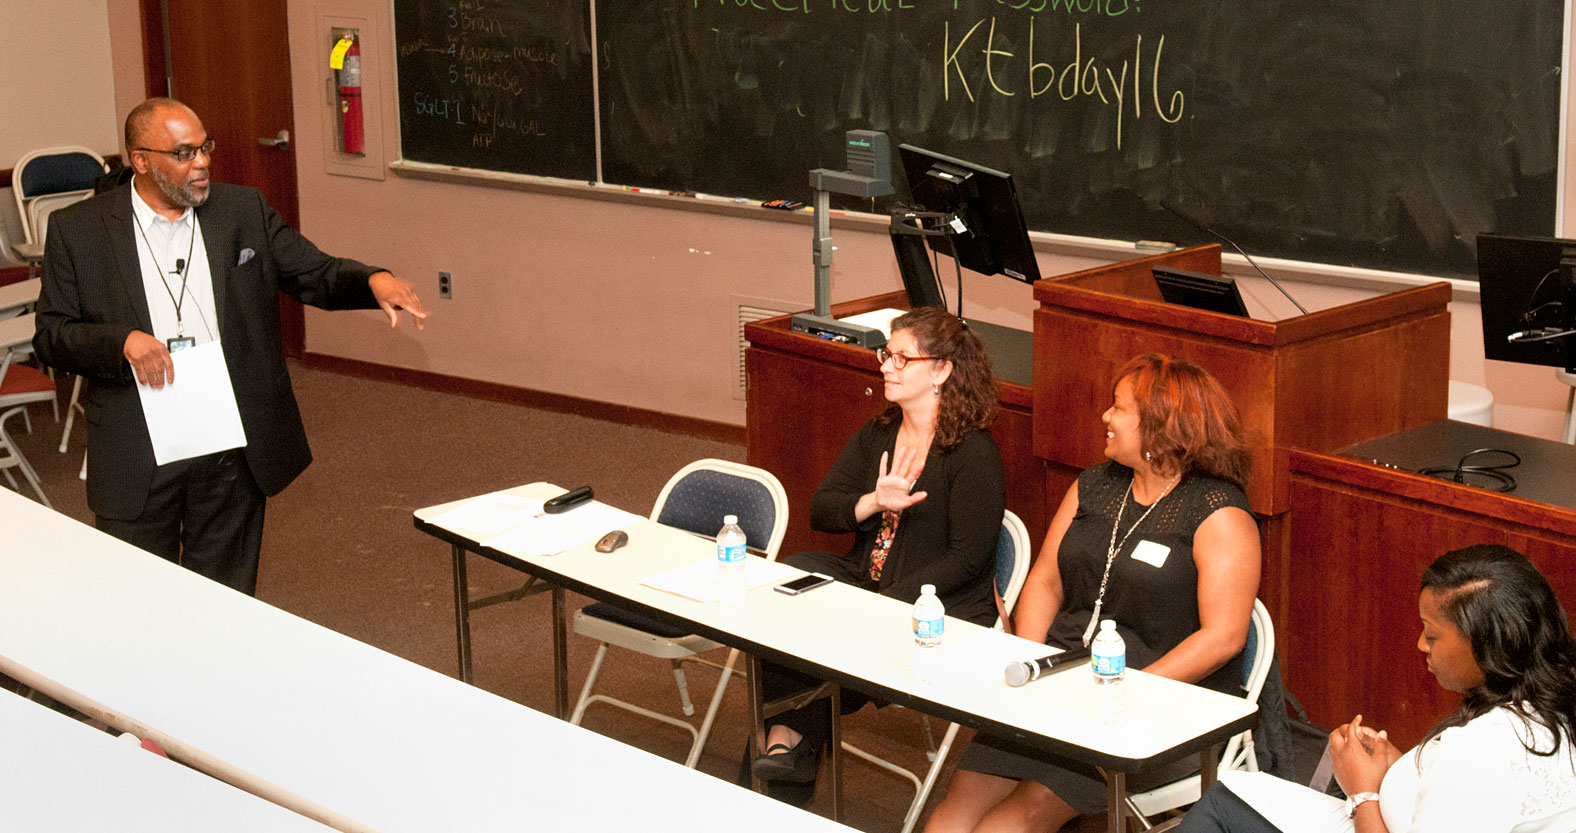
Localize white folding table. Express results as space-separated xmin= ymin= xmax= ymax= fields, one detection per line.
xmin=0 ymin=689 xmax=337 ymax=833
xmin=0 ymin=488 xmax=855 ymax=833
xmin=0 ymin=277 xmax=42 ymax=315
xmin=415 ymin=482 xmax=1260 ymax=833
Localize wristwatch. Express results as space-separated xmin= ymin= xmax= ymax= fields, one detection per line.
xmin=1345 ymin=792 xmax=1380 ymax=817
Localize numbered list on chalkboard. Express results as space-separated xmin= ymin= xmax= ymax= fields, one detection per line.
xmin=396 ymin=0 xmax=596 ymax=179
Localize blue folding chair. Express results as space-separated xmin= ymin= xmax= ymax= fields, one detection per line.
xmin=843 ymin=509 xmax=1033 ymax=833
xmin=570 ymin=459 xmax=788 ymax=768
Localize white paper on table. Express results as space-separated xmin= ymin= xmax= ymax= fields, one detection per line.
xmin=1215 ymin=771 xmax=1351 ymax=833
xmin=933 ymin=628 xmax=1068 ymax=681
xmin=427 ymin=493 xmax=546 ymax=537
xmin=135 ymin=341 xmax=246 ymax=466
xmin=482 ymin=501 xmax=645 ymax=557
xmin=641 ymin=557 xmax=802 ymax=603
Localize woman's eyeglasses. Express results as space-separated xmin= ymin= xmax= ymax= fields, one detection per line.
xmin=876 ymin=347 xmax=938 ymax=370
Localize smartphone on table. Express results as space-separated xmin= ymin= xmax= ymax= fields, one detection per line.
xmin=774 ymin=573 xmax=834 ymax=595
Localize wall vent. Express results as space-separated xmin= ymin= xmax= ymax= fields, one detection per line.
xmin=733 ymin=295 xmax=799 ymax=401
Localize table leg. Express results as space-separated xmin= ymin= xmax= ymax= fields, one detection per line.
xmin=1105 ymin=770 xmax=1127 ymax=833
xmin=829 ymin=684 xmax=843 ymax=822
xmin=747 ymin=654 xmax=767 ymax=793
xmin=1199 ymin=742 xmax=1221 ymax=790
xmin=450 ymin=543 xmax=473 ymax=684
xmin=552 ymin=586 xmax=569 ymax=720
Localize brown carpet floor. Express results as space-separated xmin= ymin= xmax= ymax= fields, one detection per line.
xmin=8 ymin=359 xmax=1109 ymax=833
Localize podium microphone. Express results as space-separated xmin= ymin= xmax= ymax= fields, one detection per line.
xmin=1004 ymin=647 xmax=1091 ymax=687
xmin=1159 ymin=200 xmax=1309 ymax=316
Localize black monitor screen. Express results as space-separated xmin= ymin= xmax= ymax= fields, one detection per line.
xmin=1152 ymin=267 xmax=1250 ymax=317
xmin=1477 ymin=233 xmax=1576 ymax=371
xmin=897 ymin=145 xmax=1041 ymax=285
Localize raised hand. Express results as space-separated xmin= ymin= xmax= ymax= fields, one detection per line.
xmin=873 ymin=447 xmax=928 ymax=513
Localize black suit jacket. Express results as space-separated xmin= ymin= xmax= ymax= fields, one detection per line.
xmin=33 ymin=183 xmax=380 ymax=520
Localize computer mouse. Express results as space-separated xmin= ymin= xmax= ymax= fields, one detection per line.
xmin=594 ymin=529 xmax=629 ymax=553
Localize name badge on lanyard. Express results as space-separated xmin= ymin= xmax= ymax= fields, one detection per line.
xmin=167 ymin=336 xmax=196 ymax=352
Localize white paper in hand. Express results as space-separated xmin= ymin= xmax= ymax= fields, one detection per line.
xmin=135 ymin=341 xmax=247 ymax=465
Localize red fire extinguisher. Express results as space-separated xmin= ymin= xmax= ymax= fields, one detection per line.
xmin=338 ymin=36 xmax=364 ymax=154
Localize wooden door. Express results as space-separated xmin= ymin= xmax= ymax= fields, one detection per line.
xmin=142 ymin=0 xmax=305 ymax=356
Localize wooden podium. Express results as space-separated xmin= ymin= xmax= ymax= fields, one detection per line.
xmin=744 ymin=244 xmax=1453 ymax=631
xmin=1031 ymin=245 xmax=1453 ymax=620
xmin=1287 ymin=423 xmax=1576 ymax=746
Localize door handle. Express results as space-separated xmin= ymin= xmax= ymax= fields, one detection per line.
xmin=257 ymin=130 xmax=291 ymax=150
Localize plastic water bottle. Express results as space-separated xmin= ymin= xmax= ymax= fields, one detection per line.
xmin=715 ymin=514 xmax=747 ymax=605
xmin=912 ymin=584 xmax=945 ymax=684
xmin=1090 ymin=619 xmax=1126 ymax=721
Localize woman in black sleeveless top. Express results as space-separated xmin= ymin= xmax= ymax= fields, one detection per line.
xmin=926 ymin=353 xmax=1262 ymax=833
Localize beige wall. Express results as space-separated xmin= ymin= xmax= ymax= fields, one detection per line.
xmin=0 ymin=0 xmax=121 ymax=165
xmin=106 ymin=0 xmax=147 ymax=126
xmin=70 ymin=1 xmax=1576 ymax=440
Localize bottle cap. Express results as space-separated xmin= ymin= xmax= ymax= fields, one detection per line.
xmin=921 ymin=584 xmax=936 ymax=595
xmin=1100 ymin=619 xmax=1116 ymax=631
xmin=724 ymin=514 xmax=738 ymax=524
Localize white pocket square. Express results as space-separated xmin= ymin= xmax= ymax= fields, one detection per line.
xmin=237 ymin=248 xmax=255 ymax=266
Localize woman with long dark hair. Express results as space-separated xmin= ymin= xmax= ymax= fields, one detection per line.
xmin=1180 ymin=544 xmax=1576 ymax=832
xmin=926 ymin=353 xmax=1261 ymax=833
xmin=746 ymin=306 xmax=1005 ymax=804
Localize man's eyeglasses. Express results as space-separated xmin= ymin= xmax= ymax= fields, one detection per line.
xmin=876 ymin=347 xmax=939 ymax=370
xmin=135 ymin=139 xmax=216 ymax=163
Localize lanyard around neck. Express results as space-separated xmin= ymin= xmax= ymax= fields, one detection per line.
xmin=133 ymin=211 xmax=199 ymax=337
xmin=1081 ymin=472 xmax=1182 ymax=646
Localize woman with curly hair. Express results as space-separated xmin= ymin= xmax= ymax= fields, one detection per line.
xmin=1180 ymin=544 xmax=1576 ymax=833
xmin=926 ymin=352 xmax=1261 ymax=833
xmin=746 ymin=306 xmax=1006 ymax=804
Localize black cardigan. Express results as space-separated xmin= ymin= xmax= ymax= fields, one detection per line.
xmin=809 ymin=417 xmax=1004 ymax=625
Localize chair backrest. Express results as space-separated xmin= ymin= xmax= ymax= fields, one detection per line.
xmin=13 ymin=147 xmax=107 ymax=244
xmin=1242 ymin=599 xmax=1274 ymax=700
xmin=650 ymin=459 xmax=789 ymax=561
xmin=994 ymin=510 xmax=1032 ymax=621
xmin=1220 ymin=598 xmax=1275 ymax=772
xmin=29 ymin=190 xmax=93 ymax=246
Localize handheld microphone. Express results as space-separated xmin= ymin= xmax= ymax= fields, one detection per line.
xmin=1004 ymin=646 xmax=1091 ymax=687
xmin=1158 ymin=200 xmax=1309 ymax=316
xmin=173 ymin=258 xmax=186 ymax=275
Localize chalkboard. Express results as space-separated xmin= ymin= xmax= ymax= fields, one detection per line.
xmin=397 ymin=0 xmax=1566 ymax=279
xmin=394 ymin=0 xmax=595 ymax=179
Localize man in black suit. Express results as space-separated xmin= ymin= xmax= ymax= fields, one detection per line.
xmin=33 ymin=98 xmax=427 ymax=594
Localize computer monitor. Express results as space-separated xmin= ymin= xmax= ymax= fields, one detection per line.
xmin=895 ymin=145 xmax=1042 ymax=291
xmin=1152 ymin=266 xmax=1250 ymax=318
xmin=1477 ymin=233 xmax=1576 ymax=372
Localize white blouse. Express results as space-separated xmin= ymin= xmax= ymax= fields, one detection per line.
xmin=1217 ymin=706 xmax=1576 ymax=833
xmin=1378 ymin=707 xmax=1576 ymax=833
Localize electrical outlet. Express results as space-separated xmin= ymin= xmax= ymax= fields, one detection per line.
xmin=438 ymin=271 xmax=452 ymax=299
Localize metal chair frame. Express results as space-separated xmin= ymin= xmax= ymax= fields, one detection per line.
xmin=12 ymin=146 xmax=105 ymax=248
xmin=0 ymin=346 xmax=56 ymax=507
xmin=568 ymin=459 xmax=788 ymax=768
xmin=1124 ymin=598 xmax=1276 ymax=831
xmin=842 ymin=509 xmax=1034 ymax=833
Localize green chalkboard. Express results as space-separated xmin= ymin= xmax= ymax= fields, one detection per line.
xmin=398 ymin=0 xmax=1566 ymax=278
xmin=394 ymin=0 xmax=595 ymax=179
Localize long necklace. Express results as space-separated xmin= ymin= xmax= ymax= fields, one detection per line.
xmin=1081 ymin=472 xmax=1183 ymax=646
